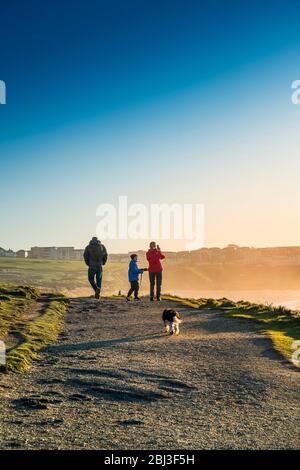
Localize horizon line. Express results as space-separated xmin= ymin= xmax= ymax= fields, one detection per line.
xmin=2 ymin=243 xmax=300 ymax=255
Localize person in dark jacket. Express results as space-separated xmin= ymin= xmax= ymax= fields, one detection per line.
xmin=83 ymin=237 xmax=108 ymax=299
xmin=126 ymin=254 xmax=147 ymax=301
xmin=146 ymin=241 xmax=165 ymax=301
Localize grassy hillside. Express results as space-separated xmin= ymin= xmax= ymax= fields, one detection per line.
xmin=2 ymin=258 xmax=300 ymax=297
xmin=0 ymin=284 xmax=68 ymax=372
xmin=0 ymin=258 xmax=128 ymax=295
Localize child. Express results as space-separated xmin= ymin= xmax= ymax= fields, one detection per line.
xmin=126 ymin=254 xmax=147 ymax=301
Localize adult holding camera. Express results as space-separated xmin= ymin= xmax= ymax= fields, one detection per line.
xmin=146 ymin=241 xmax=165 ymax=301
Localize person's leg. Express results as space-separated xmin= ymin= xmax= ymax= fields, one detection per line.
xmin=95 ymin=266 xmax=103 ymax=290
xmin=134 ymin=280 xmax=140 ymax=299
xmin=95 ymin=267 xmax=102 ymax=299
xmin=149 ymin=272 xmax=155 ymax=300
xmin=88 ymin=266 xmax=97 ymax=292
xmin=156 ymin=272 xmax=162 ymax=300
xmin=127 ymin=281 xmax=135 ymax=298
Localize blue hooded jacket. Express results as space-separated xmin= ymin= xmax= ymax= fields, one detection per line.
xmin=128 ymin=259 xmax=144 ymax=282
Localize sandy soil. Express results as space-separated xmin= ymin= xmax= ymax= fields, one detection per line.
xmin=0 ymin=297 xmax=299 ymax=450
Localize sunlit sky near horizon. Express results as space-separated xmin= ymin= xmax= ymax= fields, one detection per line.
xmin=1 ymin=0 xmax=300 ymax=252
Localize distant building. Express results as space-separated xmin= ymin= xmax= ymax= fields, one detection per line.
xmin=16 ymin=249 xmax=26 ymax=258
xmin=74 ymin=249 xmax=84 ymax=260
xmin=57 ymin=247 xmax=76 ymax=260
xmin=0 ymin=247 xmax=16 ymax=257
xmin=28 ymin=246 xmax=57 ymax=259
xmin=5 ymin=244 xmax=300 ymax=266
xmin=27 ymin=246 xmax=84 ymax=260
xmin=0 ymin=247 xmax=6 ymax=257
xmin=192 ymin=245 xmax=300 ymax=266
xmin=6 ymin=249 xmax=15 ymax=257
xmin=109 ymin=253 xmax=130 ymax=263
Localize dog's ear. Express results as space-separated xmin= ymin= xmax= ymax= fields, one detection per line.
xmin=163 ymin=309 xmax=175 ymax=314
xmin=175 ymin=311 xmax=182 ymax=319
xmin=162 ymin=309 xmax=168 ymax=320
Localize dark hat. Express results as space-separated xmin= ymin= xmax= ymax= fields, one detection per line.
xmin=130 ymin=254 xmax=137 ymax=259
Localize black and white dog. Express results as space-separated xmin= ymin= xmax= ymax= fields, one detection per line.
xmin=162 ymin=309 xmax=182 ymax=335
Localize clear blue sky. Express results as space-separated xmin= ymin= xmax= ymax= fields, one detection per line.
xmin=1 ymin=0 xmax=300 ymax=252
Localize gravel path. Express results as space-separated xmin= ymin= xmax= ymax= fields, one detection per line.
xmin=0 ymin=297 xmax=299 ymax=450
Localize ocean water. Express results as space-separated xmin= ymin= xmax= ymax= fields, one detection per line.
xmin=167 ymin=289 xmax=300 ymax=310
xmin=63 ymin=287 xmax=300 ymax=311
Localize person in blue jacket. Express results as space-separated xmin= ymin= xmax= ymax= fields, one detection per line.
xmin=126 ymin=254 xmax=147 ymax=301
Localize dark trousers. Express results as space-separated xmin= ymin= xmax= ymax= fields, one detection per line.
xmin=127 ymin=280 xmax=139 ymax=298
xmin=88 ymin=265 xmax=102 ymax=292
xmin=149 ymin=271 xmax=162 ymax=299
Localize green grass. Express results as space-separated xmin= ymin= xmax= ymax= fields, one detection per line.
xmin=3 ymin=256 xmax=300 ymax=296
xmin=6 ymin=298 xmax=68 ymax=372
xmin=0 ymin=284 xmax=68 ymax=373
xmin=0 ymin=257 xmax=127 ymax=294
xmin=162 ymin=294 xmax=201 ymax=309
xmin=164 ymin=295 xmax=300 ymax=365
xmin=0 ymin=258 xmax=87 ymax=291
xmin=0 ymin=285 xmax=40 ymax=337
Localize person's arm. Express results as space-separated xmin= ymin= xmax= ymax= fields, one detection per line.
xmin=102 ymin=245 xmax=108 ymax=265
xmin=132 ymin=262 xmax=143 ymax=275
xmin=157 ymin=245 xmax=165 ymax=260
xmin=83 ymin=246 xmax=90 ymax=266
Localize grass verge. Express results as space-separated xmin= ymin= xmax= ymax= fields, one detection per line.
xmin=163 ymin=295 xmax=300 ymax=365
xmin=0 ymin=285 xmax=40 ymax=338
xmin=6 ymin=297 xmax=68 ymax=372
xmin=0 ymin=284 xmax=68 ymax=373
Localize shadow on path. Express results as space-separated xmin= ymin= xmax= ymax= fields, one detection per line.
xmin=46 ymin=333 xmax=164 ymax=353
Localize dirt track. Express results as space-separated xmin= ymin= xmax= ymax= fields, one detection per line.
xmin=0 ymin=297 xmax=299 ymax=449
